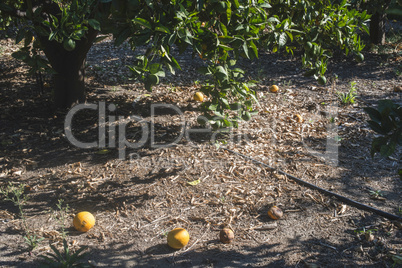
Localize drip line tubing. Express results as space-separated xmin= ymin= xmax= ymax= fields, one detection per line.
xmin=223 ymin=148 xmax=402 ymax=221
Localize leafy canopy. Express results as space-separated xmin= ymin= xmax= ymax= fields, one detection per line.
xmin=0 ymin=0 xmax=371 ymax=128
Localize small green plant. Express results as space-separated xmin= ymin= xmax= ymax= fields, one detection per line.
xmin=39 ymin=239 xmax=89 ymax=268
xmin=167 ymin=85 xmax=177 ymax=92
xmin=369 ymin=190 xmax=385 ymax=200
xmin=337 ymin=81 xmax=357 ymax=105
xmin=162 ymin=230 xmax=169 ymax=237
xmin=52 ymin=199 xmax=70 ymax=239
xmin=24 ymin=234 xmax=45 ymax=251
xmin=397 ymin=207 xmax=402 ymax=216
xmin=0 ymin=182 xmax=43 ymax=251
xmin=354 ymin=227 xmax=377 ymax=235
xmin=394 ymin=67 xmax=401 ymax=76
xmin=391 ymin=254 xmax=402 ymax=267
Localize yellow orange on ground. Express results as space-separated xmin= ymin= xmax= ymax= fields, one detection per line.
xmin=269 ymin=85 xmax=279 ymax=93
xmin=167 ymin=228 xmax=190 ymax=249
xmin=194 ymin=92 xmax=204 ymax=102
xmin=268 ymin=206 xmax=283 ymax=220
xmin=73 ymin=211 xmax=95 ymax=232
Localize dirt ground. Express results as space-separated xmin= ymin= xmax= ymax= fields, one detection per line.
xmin=0 ymin=23 xmax=401 ymax=268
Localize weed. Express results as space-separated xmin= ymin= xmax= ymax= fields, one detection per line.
xmin=354 ymin=227 xmax=377 ymax=235
xmin=283 ymin=79 xmax=293 ymax=87
xmin=369 ymin=190 xmax=384 ymax=198
xmin=394 ymin=67 xmax=401 ymax=76
xmin=24 ymin=234 xmax=44 ymax=251
xmin=162 ymin=230 xmax=169 ymax=237
xmin=167 ymin=83 xmax=178 ymax=92
xmin=39 ymin=239 xmax=89 ymax=268
xmin=389 ymin=253 xmax=402 ymax=267
xmin=337 ymin=81 xmax=357 ymax=105
xmin=52 ymin=199 xmax=70 ymax=239
xmin=0 ymin=182 xmax=43 ymax=251
xmin=334 ymin=136 xmax=342 ymax=142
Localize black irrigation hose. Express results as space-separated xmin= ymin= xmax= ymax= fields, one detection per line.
xmin=223 ymin=148 xmax=402 ymax=221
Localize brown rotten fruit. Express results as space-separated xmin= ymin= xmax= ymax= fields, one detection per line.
xmin=219 ymin=228 xmax=234 ymax=244
xmin=267 ymin=206 xmax=283 ymax=220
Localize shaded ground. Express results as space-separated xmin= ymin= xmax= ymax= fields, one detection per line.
xmin=0 ymin=24 xmax=401 ymax=268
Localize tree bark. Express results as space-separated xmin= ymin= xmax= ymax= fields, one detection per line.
xmin=369 ymin=0 xmax=392 ymax=45
xmin=369 ymin=12 xmax=387 ymax=45
xmin=38 ymin=28 xmax=98 ymax=109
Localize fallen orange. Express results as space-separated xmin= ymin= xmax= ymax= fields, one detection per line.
xmin=194 ymin=92 xmax=204 ymax=102
xmin=268 ymin=206 xmax=283 ymax=220
xmin=269 ymin=85 xmax=279 ymax=93
xmin=219 ymin=228 xmax=234 ymax=244
xmin=167 ymin=228 xmax=189 ymax=249
xmin=73 ymin=211 xmax=95 ymax=232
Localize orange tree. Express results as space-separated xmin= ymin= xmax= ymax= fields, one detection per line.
xmin=0 ymin=0 xmax=370 ymax=128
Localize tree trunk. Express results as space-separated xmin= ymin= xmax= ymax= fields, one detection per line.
xmin=369 ymin=0 xmax=392 ymax=45
xmin=52 ymin=61 xmax=86 ymax=109
xmin=38 ymin=28 xmax=98 ymax=109
xmin=370 ymin=12 xmax=387 ymax=45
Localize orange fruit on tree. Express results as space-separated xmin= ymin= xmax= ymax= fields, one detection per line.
xmin=167 ymin=228 xmax=190 ymax=249
xmin=269 ymin=85 xmax=279 ymax=93
xmin=73 ymin=211 xmax=95 ymax=232
xmin=194 ymin=92 xmax=204 ymax=102
xmin=267 ymin=206 xmax=283 ymax=220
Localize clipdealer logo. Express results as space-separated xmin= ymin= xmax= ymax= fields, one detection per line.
xmin=64 ymin=101 xmax=339 ymax=165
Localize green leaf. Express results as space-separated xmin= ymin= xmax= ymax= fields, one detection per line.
xmin=364 ymin=107 xmax=382 ymax=123
xmin=380 ymin=142 xmax=396 ymax=157
xmin=149 ymin=63 xmax=161 ymax=75
xmin=278 ymin=32 xmax=287 ymax=47
xmin=367 ymin=120 xmax=387 ymax=135
xmin=215 ymin=66 xmax=228 ymax=81
xmin=168 ymin=32 xmax=177 ymax=46
xmin=145 ymin=74 xmax=159 ymax=91
xmin=377 ymin=99 xmax=396 ymax=113
xmin=94 ymin=35 xmax=109 ymax=43
xmin=220 ymin=22 xmax=228 ymax=36
xmin=132 ymin=18 xmax=152 ymax=29
xmin=197 ymin=66 xmax=211 ymax=75
xmin=249 ymin=41 xmax=258 ymax=59
xmin=208 ymin=103 xmax=218 ymax=111
xmin=155 ymin=25 xmax=171 ymax=34
xmin=12 ymin=51 xmax=29 ymax=61
xmin=88 ymin=19 xmax=101 ymax=31
xmin=115 ymin=28 xmax=131 ymax=46
xmin=16 ymin=29 xmax=25 ymax=44
xmin=242 ymin=42 xmax=249 ymax=59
